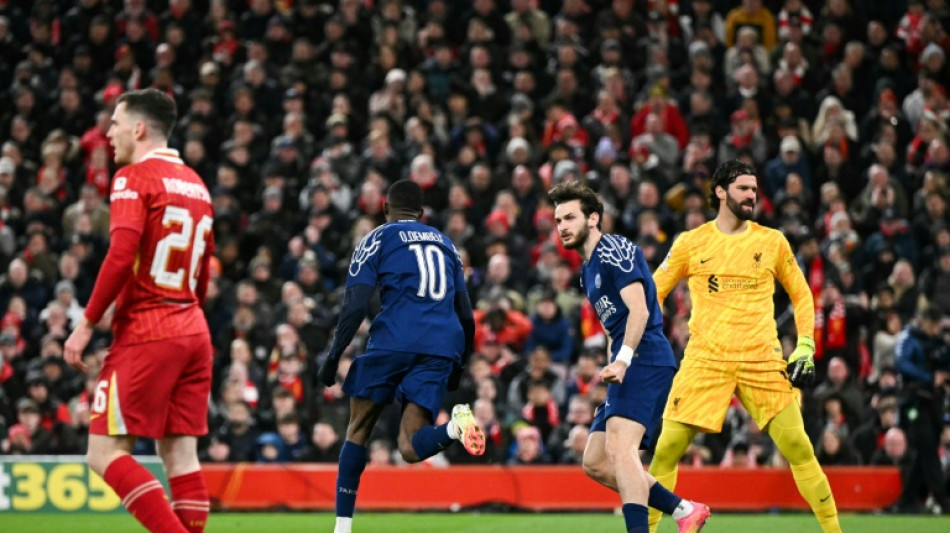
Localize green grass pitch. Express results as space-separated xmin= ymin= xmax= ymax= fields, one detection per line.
xmin=3 ymin=512 xmax=950 ymax=533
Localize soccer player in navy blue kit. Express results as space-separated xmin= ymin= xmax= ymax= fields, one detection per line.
xmin=318 ymin=180 xmax=485 ymax=533
xmin=549 ymin=181 xmax=710 ymax=533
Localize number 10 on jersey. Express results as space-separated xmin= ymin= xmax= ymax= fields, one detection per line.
xmin=409 ymin=243 xmax=447 ymax=300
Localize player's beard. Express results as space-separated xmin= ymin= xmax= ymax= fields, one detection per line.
xmin=561 ymin=223 xmax=590 ymax=250
xmin=725 ymin=191 xmax=755 ymax=221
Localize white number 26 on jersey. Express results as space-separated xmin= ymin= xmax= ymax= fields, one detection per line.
xmin=150 ymin=206 xmax=213 ymax=291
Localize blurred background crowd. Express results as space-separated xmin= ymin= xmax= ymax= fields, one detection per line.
xmin=0 ymin=0 xmax=948 ymax=514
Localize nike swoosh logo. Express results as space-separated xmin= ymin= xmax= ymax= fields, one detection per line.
xmin=820 ymin=494 xmax=831 ymax=502
xmin=700 ymin=258 xmax=713 ymax=264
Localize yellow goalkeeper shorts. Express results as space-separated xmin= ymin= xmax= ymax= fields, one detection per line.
xmin=663 ymin=352 xmax=799 ymax=432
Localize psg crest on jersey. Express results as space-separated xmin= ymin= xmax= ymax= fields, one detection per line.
xmin=598 ymin=234 xmax=637 ymax=273
xmin=349 ymin=228 xmax=383 ymax=276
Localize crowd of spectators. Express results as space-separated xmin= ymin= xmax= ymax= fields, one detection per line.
xmin=0 ymin=0 xmax=949 ymax=513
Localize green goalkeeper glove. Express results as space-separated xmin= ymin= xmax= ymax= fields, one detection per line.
xmin=786 ymin=336 xmax=816 ymax=388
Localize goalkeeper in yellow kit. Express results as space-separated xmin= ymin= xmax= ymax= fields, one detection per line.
xmin=648 ymin=160 xmax=841 ymax=533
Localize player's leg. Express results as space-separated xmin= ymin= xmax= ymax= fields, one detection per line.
xmin=88 ymin=343 xmax=189 ymax=533
xmin=766 ymin=402 xmax=842 ymax=533
xmin=398 ymin=354 xmax=484 ymax=461
xmin=649 ymin=356 xmax=732 ymax=533
xmin=162 ymin=335 xmax=214 ymax=533
xmin=334 ymin=396 xmax=385 ymax=533
xmin=335 ymin=350 xmax=415 ymax=531
xmin=87 ymin=434 xmax=187 ymax=533
xmin=605 ymin=416 xmax=652 ymax=532
xmin=737 ymin=359 xmax=841 ymax=533
xmin=581 ymin=420 xmax=617 ymax=490
xmin=157 ymin=435 xmax=208 ymax=533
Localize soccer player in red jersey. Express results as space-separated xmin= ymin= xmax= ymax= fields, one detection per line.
xmin=64 ymin=89 xmax=215 ymax=533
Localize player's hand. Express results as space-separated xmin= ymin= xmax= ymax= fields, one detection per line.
xmin=448 ymin=364 xmax=462 ymax=391
xmin=318 ymin=356 xmax=340 ymax=387
xmin=64 ymin=318 xmax=94 ymax=373
xmin=600 ymin=360 xmax=629 ymax=384
xmin=786 ymin=336 xmax=816 ymax=388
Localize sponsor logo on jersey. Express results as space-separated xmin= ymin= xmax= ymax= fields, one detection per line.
xmin=708 ymin=274 xmax=757 ymax=292
xmin=110 ymin=189 xmax=139 ymax=201
xmin=594 ymin=294 xmax=617 ymax=323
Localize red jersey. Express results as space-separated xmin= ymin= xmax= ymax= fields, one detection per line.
xmin=104 ymin=148 xmax=215 ymax=344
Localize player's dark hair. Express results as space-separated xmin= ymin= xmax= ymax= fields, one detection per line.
xmin=386 ymin=179 xmax=424 ymax=214
xmin=709 ymin=159 xmax=758 ymax=211
xmin=116 ymin=88 xmax=177 ymax=139
xmin=547 ymin=180 xmax=604 ymax=229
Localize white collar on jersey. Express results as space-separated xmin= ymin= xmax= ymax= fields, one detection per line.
xmin=141 ymin=147 xmax=183 ymax=164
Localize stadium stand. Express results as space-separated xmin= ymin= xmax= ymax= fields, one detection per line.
xmin=0 ymin=0 xmax=947 ymax=515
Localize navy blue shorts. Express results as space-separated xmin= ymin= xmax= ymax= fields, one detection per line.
xmin=342 ymin=350 xmax=454 ymax=421
xmin=590 ymin=364 xmax=675 ymax=449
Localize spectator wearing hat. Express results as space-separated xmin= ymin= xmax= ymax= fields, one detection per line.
xmin=4 ymin=397 xmax=54 ymax=454
xmin=24 ymin=369 xmax=72 ymax=437
xmin=852 ymin=392 xmax=900 ymax=464
xmin=508 ymin=423 xmax=551 ymax=465
xmin=764 ymin=135 xmax=811 ymax=199
xmin=716 ymin=108 xmax=766 ymax=166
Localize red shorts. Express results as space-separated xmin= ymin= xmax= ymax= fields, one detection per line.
xmin=90 ymin=333 xmax=212 ymax=439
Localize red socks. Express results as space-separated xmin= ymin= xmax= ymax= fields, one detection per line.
xmin=169 ymin=471 xmax=210 ymax=533
xmin=103 ymin=455 xmax=187 ymax=533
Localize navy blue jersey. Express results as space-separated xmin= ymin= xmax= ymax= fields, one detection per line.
xmin=347 ymin=220 xmax=466 ymax=362
xmin=581 ymin=234 xmax=676 ymax=368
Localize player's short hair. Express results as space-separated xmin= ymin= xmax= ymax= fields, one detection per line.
xmin=387 ymin=179 xmax=424 ymax=214
xmin=709 ymin=159 xmax=758 ymax=210
xmin=547 ymin=180 xmax=604 ymax=229
xmin=116 ymin=88 xmax=177 ymax=139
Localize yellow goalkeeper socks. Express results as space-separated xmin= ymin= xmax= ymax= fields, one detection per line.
xmin=790 ymin=458 xmax=842 ymax=533
xmin=647 ymin=470 xmax=678 ymax=533
xmin=647 ymin=420 xmax=694 ymax=533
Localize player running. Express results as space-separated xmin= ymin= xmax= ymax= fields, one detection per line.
xmin=64 ymin=89 xmax=214 ymax=533
xmin=550 ymin=181 xmax=709 ymax=533
xmin=318 ymin=179 xmax=484 ymax=533
xmin=647 ymin=160 xmax=841 ymax=533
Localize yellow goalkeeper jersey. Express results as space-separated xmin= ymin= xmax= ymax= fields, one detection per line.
xmin=653 ymin=221 xmax=814 ymax=362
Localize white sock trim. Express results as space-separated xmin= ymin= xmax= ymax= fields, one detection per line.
xmin=334 ymin=516 xmax=353 ymax=533
xmin=672 ymin=500 xmax=694 ymax=520
xmin=447 ymin=419 xmax=459 ymax=440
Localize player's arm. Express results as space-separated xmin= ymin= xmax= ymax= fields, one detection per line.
xmin=601 ymin=281 xmax=649 ymax=384
xmin=653 ymin=232 xmax=690 ymax=304
xmin=317 ymin=283 xmax=374 ymax=387
xmin=64 ymin=172 xmax=146 ymax=371
xmin=775 ymin=233 xmax=817 ymax=387
xmin=450 ymin=290 xmax=475 ymax=391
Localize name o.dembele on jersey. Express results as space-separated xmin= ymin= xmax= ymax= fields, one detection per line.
xmin=347 ymin=220 xmax=467 ymax=361
xmin=581 ymin=234 xmax=675 ymax=368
